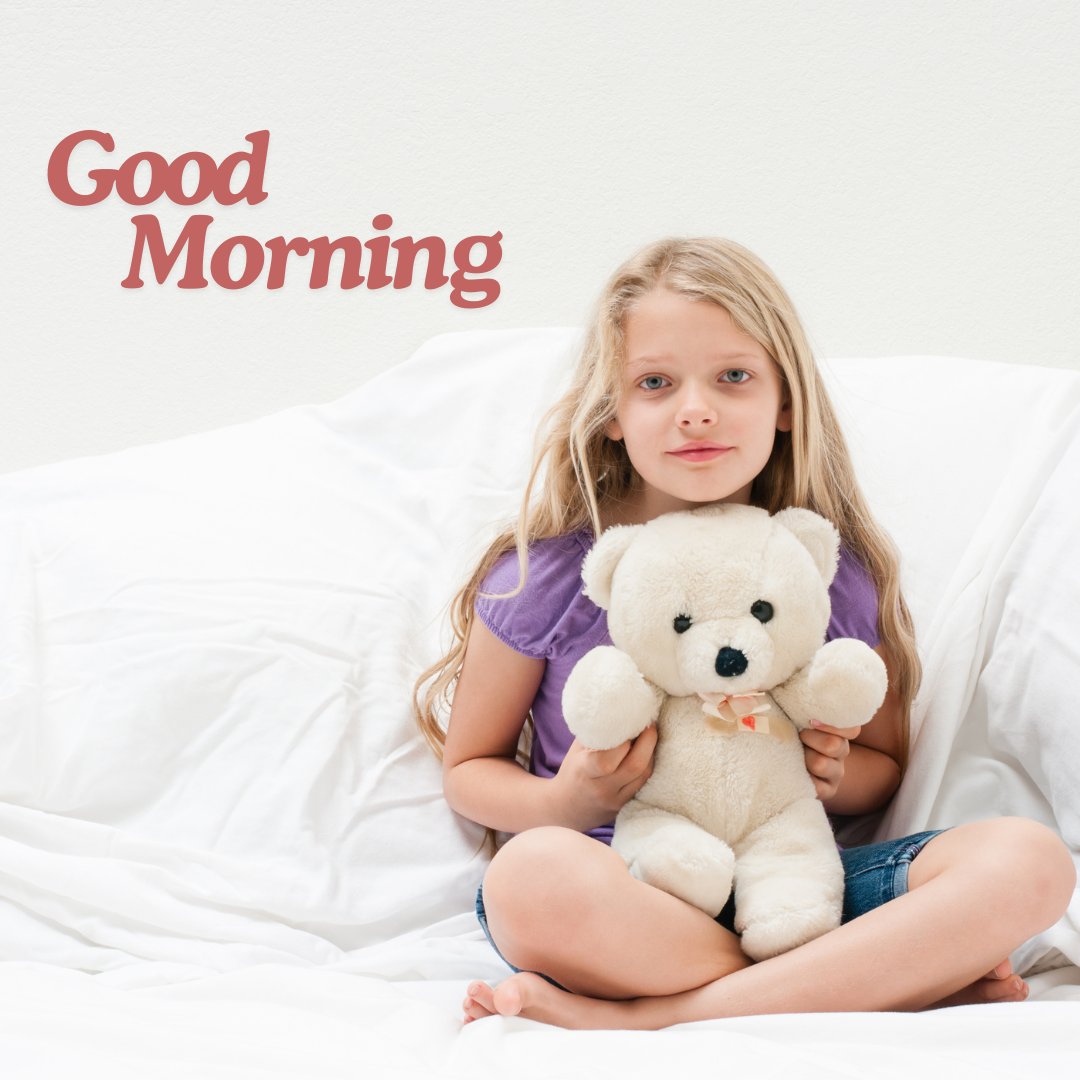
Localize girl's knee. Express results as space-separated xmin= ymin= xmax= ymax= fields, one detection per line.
xmin=1000 ymin=818 xmax=1076 ymax=915
xmin=933 ymin=817 xmax=1075 ymax=926
xmin=488 ymin=828 xmax=626 ymax=909
xmin=482 ymin=827 xmax=625 ymax=965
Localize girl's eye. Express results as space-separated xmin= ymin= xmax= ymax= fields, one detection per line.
xmin=721 ymin=370 xmax=750 ymax=384
xmin=639 ymin=375 xmax=669 ymax=391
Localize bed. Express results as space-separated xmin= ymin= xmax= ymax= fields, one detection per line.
xmin=1 ymin=329 xmax=1078 ymax=1078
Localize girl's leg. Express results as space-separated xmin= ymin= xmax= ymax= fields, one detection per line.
xmin=477 ymin=825 xmax=751 ymax=999
xmin=466 ymin=817 xmax=1075 ymax=1029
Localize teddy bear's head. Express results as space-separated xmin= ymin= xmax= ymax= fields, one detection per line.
xmin=582 ymin=504 xmax=840 ymax=697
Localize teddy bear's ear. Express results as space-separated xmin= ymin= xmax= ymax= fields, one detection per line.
xmin=581 ymin=525 xmax=641 ymax=610
xmin=773 ymin=507 xmax=841 ymax=587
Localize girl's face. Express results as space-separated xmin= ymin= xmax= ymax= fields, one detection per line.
xmin=606 ymin=288 xmax=792 ymax=521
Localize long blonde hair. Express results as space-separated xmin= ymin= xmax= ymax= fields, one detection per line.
xmin=415 ymin=237 xmax=920 ymax=790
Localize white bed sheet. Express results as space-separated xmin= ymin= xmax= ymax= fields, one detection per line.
xmin=1 ymin=964 xmax=1078 ymax=1080
xmin=1 ymin=329 xmax=1078 ymax=1075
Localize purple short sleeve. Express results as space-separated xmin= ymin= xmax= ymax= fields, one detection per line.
xmin=827 ymin=547 xmax=880 ymax=648
xmin=474 ymin=533 xmax=609 ymax=662
xmin=474 ymin=548 xmax=549 ymax=659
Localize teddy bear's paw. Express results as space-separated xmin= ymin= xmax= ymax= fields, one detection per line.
xmin=737 ymin=898 xmax=841 ymax=961
xmin=563 ymin=646 xmax=662 ymax=750
xmin=806 ymin=639 xmax=888 ymax=729
xmin=625 ymin=835 xmax=735 ymax=917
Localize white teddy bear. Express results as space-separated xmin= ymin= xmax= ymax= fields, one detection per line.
xmin=562 ymin=503 xmax=889 ymax=960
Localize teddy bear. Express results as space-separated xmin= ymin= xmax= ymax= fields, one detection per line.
xmin=562 ymin=503 xmax=889 ymax=960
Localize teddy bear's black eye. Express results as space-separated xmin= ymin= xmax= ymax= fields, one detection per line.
xmin=673 ymin=614 xmax=692 ymax=634
xmin=751 ymin=600 xmax=774 ymax=624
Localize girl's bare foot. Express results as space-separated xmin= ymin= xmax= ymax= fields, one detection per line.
xmin=462 ymin=980 xmax=497 ymax=1024
xmin=462 ymin=974 xmax=643 ymax=1030
xmin=929 ymin=959 xmax=1029 ymax=1008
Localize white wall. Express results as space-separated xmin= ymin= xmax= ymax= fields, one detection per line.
xmin=3 ymin=1 xmax=1078 ymax=474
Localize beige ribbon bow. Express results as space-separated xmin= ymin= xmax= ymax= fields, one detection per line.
xmin=698 ymin=690 xmax=772 ymax=735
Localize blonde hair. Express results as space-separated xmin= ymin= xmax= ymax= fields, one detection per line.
xmin=414 ymin=237 xmax=920 ymax=811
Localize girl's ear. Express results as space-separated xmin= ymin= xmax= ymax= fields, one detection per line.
xmin=605 ymin=417 xmax=623 ymax=441
xmin=776 ymin=395 xmax=793 ymax=433
xmin=581 ymin=525 xmax=640 ymax=609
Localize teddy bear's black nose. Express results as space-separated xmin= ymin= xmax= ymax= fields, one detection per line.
xmin=715 ymin=647 xmax=748 ymax=678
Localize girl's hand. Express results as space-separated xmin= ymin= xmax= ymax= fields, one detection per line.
xmin=548 ymin=724 xmax=658 ymax=832
xmin=799 ymin=720 xmax=862 ymax=802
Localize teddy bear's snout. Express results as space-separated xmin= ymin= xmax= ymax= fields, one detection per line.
xmin=715 ymin=647 xmax=749 ymax=678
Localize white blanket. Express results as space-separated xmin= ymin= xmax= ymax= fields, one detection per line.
xmin=1 ymin=329 xmax=1078 ymax=1075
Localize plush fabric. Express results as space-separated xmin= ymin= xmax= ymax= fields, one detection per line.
xmin=562 ymin=505 xmax=886 ymax=958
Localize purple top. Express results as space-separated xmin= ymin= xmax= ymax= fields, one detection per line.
xmin=475 ymin=526 xmax=880 ymax=844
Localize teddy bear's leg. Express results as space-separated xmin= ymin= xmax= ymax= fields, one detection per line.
xmin=732 ymin=798 xmax=844 ymax=961
xmin=612 ymin=801 xmax=735 ymax=917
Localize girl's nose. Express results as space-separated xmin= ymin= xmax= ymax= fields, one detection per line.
xmin=678 ymin=411 xmax=714 ymax=427
xmin=676 ymin=387 xmax=716 ymax=427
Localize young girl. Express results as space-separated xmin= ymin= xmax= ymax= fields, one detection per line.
xmin=414 ymin=237 xmax=1075 ymax=1030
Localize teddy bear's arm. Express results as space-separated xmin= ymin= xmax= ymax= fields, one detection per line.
xmin=771 ymin=638 xmax=888 ymax=732
xmin=563 ymin=646 xmax=665 ymax=751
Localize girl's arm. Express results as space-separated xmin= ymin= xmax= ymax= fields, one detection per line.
xmin=802 ymin=644 xmax=904 ymax=816
xmin=442 ymin=619 xmax=656 ymax=835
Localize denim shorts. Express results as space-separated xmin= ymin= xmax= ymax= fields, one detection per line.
xmin=474 ymin=828 xmax=946 ymax=983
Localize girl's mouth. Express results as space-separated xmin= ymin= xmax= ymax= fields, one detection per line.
xmin=669 ymin=443 xmax=732 ymax=462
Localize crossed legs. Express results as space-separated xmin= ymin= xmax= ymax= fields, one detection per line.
xmin=466 ymin=818 xmax=1075 ymax=1029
